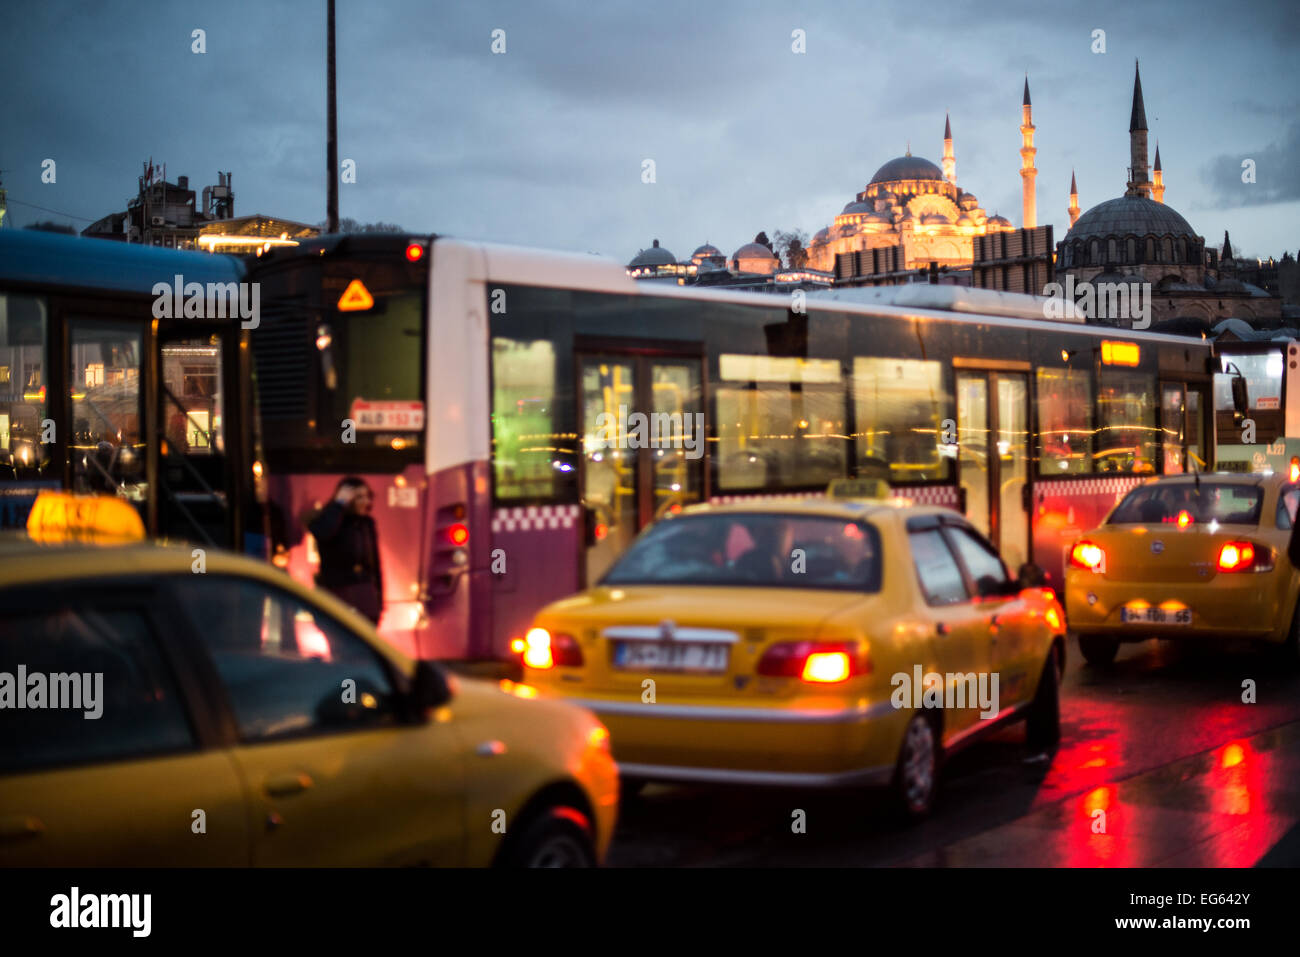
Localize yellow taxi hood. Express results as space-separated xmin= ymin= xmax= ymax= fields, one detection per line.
xmin=537 ymin=584 xmax=875 ymax=633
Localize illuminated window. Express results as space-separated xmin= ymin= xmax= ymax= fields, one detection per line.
xmin=1036 ymin=367 xmax=1093 ymax=474
xmin=853 ymin=357 xmax=951 ymax=482
xmin=492 ymin=338 xmax=565 ymax=500
xmin=1097 ymin=370 xmax=1157 ymax=473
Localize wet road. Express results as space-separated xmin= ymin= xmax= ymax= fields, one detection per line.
xmin=607 ymin=637 xmax=1300 ymax=866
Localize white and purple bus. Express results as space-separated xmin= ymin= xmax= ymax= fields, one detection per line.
xmin=249 ymin=234 xmax=1215 ymax=661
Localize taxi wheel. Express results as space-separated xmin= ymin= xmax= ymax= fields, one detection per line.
xmin=1025 ymin=647 xmax=1061 ymax=751
xmin=501 ymin=808 xmax=597 ymax=868
xmin=892 ymin=713 xmax=939 ymax=820
xmin=1078 ymin=634 xmax=1119 ymax=667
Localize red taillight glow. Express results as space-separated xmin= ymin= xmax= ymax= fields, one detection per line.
xmin=802 ymin=651 xmax=851 ymax=683
xmin=1069 ymin=541 xmax=1104 ymax=571
xmin=1290 ymin=458 xmax=1300 ymax=483
xmin=757 ymin=641 xmax=867 ymax=682
xmin=1217 ymin=541 xmax=1256 ymax=572
xmin=405 ymin=242 xmax=424 ymax=262
xmin=447 ymin=523 xmax=469 ymax=546
xmin=594 ymin=523 xmax=608 ymax=541
xmin=518 ymin=627 xmax=583 ymax=668
xmin=1176 ymin=509 xmax=1193 ymax=528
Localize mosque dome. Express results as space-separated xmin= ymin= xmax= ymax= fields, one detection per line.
xmin=869 ymin=155 xmax=945 ymax=185
xmin=1064 ymin=196 xmax=1196 ymax=243
xmin=628 ymin=239 xmax=676 ymax=268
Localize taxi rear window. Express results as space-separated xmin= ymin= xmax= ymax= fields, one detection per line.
xmin=601 ymin=513 xmax=882 ymax=591
xmin=1109 ymin=483 xmax=1263 ymax=526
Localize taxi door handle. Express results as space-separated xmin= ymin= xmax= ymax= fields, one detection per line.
xmin=0 ymin=815 xmax=44 ymax=843
xmin=265 ymin=772 xmax=314 ymax=797
xmin=935 ymin=622 xmax=950 ymax=636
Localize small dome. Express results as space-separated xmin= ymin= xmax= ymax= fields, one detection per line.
xmin=870 ymin=155 xmax=945 ymax=185
xmin=987 ymin=214 xmax=1012 ymax=228
xmin=813 ymin=227 xmax=830 ymax=242
xmin=842 ymin=200 xmax=872 ymax=215
xmin=1065 ymin=195 xmax=1197 ymax=243
xmin=919 ymin=213 xmax=950 ymax=225
xmin=692 ymin=242 xmax=722 ymax=258
xmin=958 ymin=192 xmax=979 ymax=209
xmin=733 ymin=242 xmax=776 ymax=260
xmin=864 ymin=211 xmax=892 ymax=224
xmin=628 ymin=239 xmax=676 ymax=268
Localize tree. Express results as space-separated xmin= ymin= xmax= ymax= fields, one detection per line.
xmin=772 ymin=228 xmax=810 ymax=269
xmin=753 ymin=231 xmax=774 ymax=253
xmin=24 ymin=221 xmax=76 ymax=234
xmin=316 ymin=218 xmax=407 ymax=234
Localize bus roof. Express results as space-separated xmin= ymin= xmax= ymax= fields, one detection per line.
xmin=0 ymin=229 xmax=246 ymax=295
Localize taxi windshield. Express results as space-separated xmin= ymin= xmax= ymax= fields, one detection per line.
xmin=601 ymin=512 xmax=882 ymax=591
xmin=1109 ymin=483 xmax=1263 ymax=526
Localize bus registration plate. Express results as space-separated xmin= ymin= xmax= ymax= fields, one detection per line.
xmin=614 ymin=642 xmax=728 ymax=673
xmin=350 ymin=399 xmax=425 ymax=431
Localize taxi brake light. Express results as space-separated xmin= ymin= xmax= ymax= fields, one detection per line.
xmin=1069 ymin=541 xmax=1105 ymax=571
xmin=1216 ymin=541 xmax=1263 ymax=572
xmin=519 ymin=628 xmax=583 ymax=668
xmin=1045 ymin=606 xmax=1063 ymax=632
xmin=1290 ymin=457 xmax=1300 ymax=483
xmin=802 ymin=651 xmax=851 ymax=683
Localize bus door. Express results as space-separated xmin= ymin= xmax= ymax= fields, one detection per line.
xmin=577 ymin=352 xmax=704 ymax=585
xmin=65 ymin=316 xmax=150 ymax=520
xmin=1160 ymin=380 xmax=1208 ymax=473
xmin=154 ymin=322 xmax=247 ymax=549
xmin=956 ymin=365 xmax=1030 ymax=571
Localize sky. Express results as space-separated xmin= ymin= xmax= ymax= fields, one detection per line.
xmin=2 ymin=0 xmax=1297 ymax=263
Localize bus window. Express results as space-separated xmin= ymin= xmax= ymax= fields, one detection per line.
xmin=492 ymin=338 xmax=566 ymax=500
xmin=1036 ymin=367 xmax=1093 ymax=474
xmin=68 ymin=320 xmax=145 ymax=499
xmin=714 ymin=355 xmax=845 ymax=491
xmin=0 ymin=293 xmax=49 ymax=482
xmin=1097 ymin=370 xmax=1157 ymax=473
xmin=1214 ymin=352 xmax=1283 ymax=446
xmin=162 ymin=336 xmax=224 ymax=455
xmin=853 ymin=357 xmax=951 ymax=483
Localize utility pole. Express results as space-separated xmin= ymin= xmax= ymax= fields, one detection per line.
xmin=326 ymin=0 xmax=339 ymax=233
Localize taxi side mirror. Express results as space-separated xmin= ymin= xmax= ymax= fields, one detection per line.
xmin=411 ymin=660 xmax=454 ymax=712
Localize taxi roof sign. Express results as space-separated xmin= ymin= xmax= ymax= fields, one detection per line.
xmin=26 ymin=492 xmax=146 ymax=544
xmin=827 ymin=477 xmax=892 ymax=501
xmin=337 ymin=279 xmax=375 ymax=312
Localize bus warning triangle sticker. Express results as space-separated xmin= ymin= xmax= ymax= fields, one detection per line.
xmin=337 ymin=279 xmax=375 ymax=312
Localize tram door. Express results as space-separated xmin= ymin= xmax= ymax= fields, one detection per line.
xmin=577 ymin=353 xmax=704 ymax=585
xmin=1160 ymin=381 xmax=1207 ymax=473
xmin=956 ymin=368 xmax=1030 ymax=571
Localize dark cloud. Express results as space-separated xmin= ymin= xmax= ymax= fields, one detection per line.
xmin=1200 ymin=121 xmax=1300 ymax=207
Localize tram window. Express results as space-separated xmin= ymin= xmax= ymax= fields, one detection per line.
xmin=69 ymin=322 xmax=145 ymax=496
xmin=492 ymin=337 xmax=565 ymax=500
xmin=0 ymin=293 xmax=49 ymax=482
xmin=853 ymin=357 xmax=951 ymax=483
xmin=1097 ymin=370 xmax=1157 ymax=473
xmin=162 ymin=337 xmax=224 ymax=455
xmin=1036 ymin=367 xmax=1093 ymax=474
xmin=714 ymin=355 xmax=846 ymax=491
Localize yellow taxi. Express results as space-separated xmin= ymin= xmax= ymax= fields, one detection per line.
xmin=1066 ymin=471 xmax=1300 ymax=667
xmin=516 ymin=482 xmax=1067 ymax=818
xmin=0 ymin=493 xmax=617 ymax=866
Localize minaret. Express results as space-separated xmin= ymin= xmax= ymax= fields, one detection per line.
xmin=1151 ymin=143 xmax=1165 ymax=203
xmin=1068 ymin=169 xmax=1081 ymax=228
xmin=1020 ymin=76 xmax=1037 ymax=228
xmin=1126 ymin=60 xmax=1151 ymax=199
xmin=942 ymin=113 xmax=956 ymax=185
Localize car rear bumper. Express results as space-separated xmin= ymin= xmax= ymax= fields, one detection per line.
xmin=560 ymin=696 xmax=905 ymax=784
xmin=1065 ymin=572 xmax=1285 ymax=641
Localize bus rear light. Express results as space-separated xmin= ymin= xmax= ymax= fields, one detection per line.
xmin=447 ymin=523 xmax=469 ymax=546
xmin=1069 ymin=542 xmax=1105 ymax=571
xmin=405 ymin=242 xmax=424 ymax=262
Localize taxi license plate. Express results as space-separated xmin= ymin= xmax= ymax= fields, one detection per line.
xmin=1121 ymin=607 xmax=1192 ymax=625
xmin=613 ymin=642 xmax=729 ymax=673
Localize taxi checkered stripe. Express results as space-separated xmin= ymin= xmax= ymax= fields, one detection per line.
xmin=491 ymin=504 xmax=581 ymax=533
xmin=710 ymin=486 xmax=962 ymax=507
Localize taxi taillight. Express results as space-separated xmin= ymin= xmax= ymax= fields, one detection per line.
xmin=1216 ymin=541 xmax=1271 ymax=573
xmin=518 ymin=628 xmax=583 ymax=669
xmin=1069 ymin=541 xmax=1105 ymax=571
xmin=757 ymin=641 xmax=869 ymax=682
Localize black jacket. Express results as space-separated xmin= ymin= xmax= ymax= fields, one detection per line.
xmin=309 ymin=502 xmax=384 ymax=597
